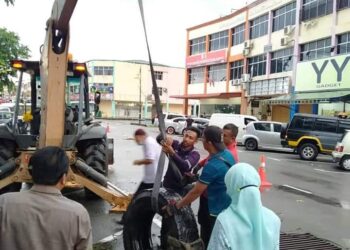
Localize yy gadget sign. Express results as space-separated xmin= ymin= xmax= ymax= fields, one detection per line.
xmin=296 ymin=54 xmax=350 ymax=92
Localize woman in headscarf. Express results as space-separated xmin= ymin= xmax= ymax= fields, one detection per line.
xmin=208 ymin=163 xmax=281 ymax=250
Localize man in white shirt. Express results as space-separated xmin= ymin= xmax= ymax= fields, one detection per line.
xmin=133 ymin=128 xmax=161 ymax=194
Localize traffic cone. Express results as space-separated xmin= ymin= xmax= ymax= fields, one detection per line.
xmin=106 ymin=123 xmax=110 ymax=133
xmin=258 ymin=155 xmax=272 ymax=191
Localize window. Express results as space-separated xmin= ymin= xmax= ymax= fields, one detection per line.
xmin=300 ymin=37 xmax=332 ymax=61
xmin=291 ymin=117 xmax=314 ymax=130
xmin=338 ymin=0 xmax=350 ymax=9
xmin=93 ymin=66 xmax=114 ymax=76
xmin=155 ymin=71 xmax=163 ymax=80
xmin=271 ymin=48 xmax=293 ymax=73
xmin=254 ymin=122 xmax=271 ymax=131
xmin=314 ymin=119 xmax=337 ymax=133
xmin=189 ymin=67 xmax=205 ymax=84
xmin=338 ymin=121 xmax=350 ymax=134
xmin=208 ymin=64 xmax=227 ymax=82
xmin=273 ymin=2 xmax=296 ymax=31
xmin=250 ymin=14 xmax=269 ymax=39
xmin=248 ymin=55 xmax=266 ymax=77
xmin=209 ymin=30 xmax=229 ymax=51
xmin=245 ymin=118 xmax=256 ymax=125
xmin=167 ymin=114 xmax=184 ymax=120
xmin=232 ymin=24 xmax=245 ymax=46
xmin=230 ymin=60 xmax=244 ymax=80
xmin=337 ymin=33 xmax=350 ymax=55
xmin=190 ymin=36 xmax=206 ymax=55
xmin=302 ymin=0 xmax=333 ymax=21
xmin=274 ymin=123 xmax=282 ymax=132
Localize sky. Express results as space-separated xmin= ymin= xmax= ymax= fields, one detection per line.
xmin=0 ymin=0 xmax=251 ymax=68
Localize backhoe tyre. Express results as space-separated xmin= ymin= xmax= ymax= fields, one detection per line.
xmin=0 ymin=139 xmax=21 ymax=195
xmin=123 ymin=188 xmax=202 ymax=250
xmin=77 ymin=138 xmax=108 ymax=199
xmin=298 ymin=143 xmax=318 ymax=161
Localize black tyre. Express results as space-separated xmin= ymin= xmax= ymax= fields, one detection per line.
xmin=298 ymin=143 xmax=318 ymax=161
xmin=77 ymin=138 xmax=108 ymax=198
xmin=340 ymin=155 xmax=350 ymax=171
xmin=166 ymin=126 xmax=175 ymax=135
xmin=123 ymin=188 xmax=203 ymax=250
xmin=0 ymin=139 xmax=21 ymax=195
xmin=245 ymin=138 xmax=258 ymax=151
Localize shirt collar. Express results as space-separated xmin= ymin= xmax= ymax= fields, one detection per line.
xmin=30 ymin=185 xmax=62 ymax=196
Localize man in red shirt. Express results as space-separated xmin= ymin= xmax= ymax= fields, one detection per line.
xmin=197 ymin=123 xmax=239 ymax=247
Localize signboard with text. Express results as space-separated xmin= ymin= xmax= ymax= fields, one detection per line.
xmin=186 ymin=49 xmax=227 ymax=68
xmin=296 ymin=54 xmax=350 ymax=92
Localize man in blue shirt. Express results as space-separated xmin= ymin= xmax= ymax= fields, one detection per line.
xmin=174 ymin=126 xmax=235 ymax=247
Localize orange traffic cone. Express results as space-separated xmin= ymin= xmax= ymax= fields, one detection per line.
xmin=258 ymin=155 xmax=272 ymax=191
xmin=106 ymin=123 xmax=110 ymax=133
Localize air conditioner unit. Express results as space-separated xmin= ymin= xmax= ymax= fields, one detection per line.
xmin=281 ymin=37 xmax=289 ymax=46
xmin=283 ymin=25 xmax=295 ymax=36
xmin=231 ymin=79 xmax=240 ymax=86
xmin=244 ymin=40 xmax=253 ymax=49
xmin=242 ymin=82 xmax=247 ymax=90
xmin=241 ymin=74 xmax=251 ymax=82
xmin=242 ymin=48 xmax=250 ymax=56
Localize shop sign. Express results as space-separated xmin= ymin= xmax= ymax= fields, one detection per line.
xmin=186 ymin=49 xmax=227 ymax=68
xmin=296 ymin=54 xmax=350 ymax=92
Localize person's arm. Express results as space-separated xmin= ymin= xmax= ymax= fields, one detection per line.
xmin=171 ymin=150 xmax=200 ymax=172
xmin=176 ymin=181 xmax=207 ymax=209
xmin=134 ymin=137 xmax=158 ymax=166
xmin=75 ymin=210 xmax=93 ymax=250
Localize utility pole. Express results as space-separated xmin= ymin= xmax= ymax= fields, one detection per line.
xmin=138 ymin=66 xmax=142 ymax=125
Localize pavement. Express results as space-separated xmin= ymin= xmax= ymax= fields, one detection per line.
xmin=69 ymin=119 xmax=350 ymax=249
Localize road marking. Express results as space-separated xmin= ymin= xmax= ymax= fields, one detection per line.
xmin=98 ymin=230 xmax=123 ymax=243
xmin=238 ymin=150 xmax=243 ymax=153
xmin=281 ymin=184 xmax=312 ymax=195
xmin=267 ymin=157 xmax=281 ymax=162
xmin=340 ymin=201 xmax=350 ymax=210
xmin=152 ymin=217 xmax=162 ymax=228
xmin=314 ymin=168 xmax=350 ymax=174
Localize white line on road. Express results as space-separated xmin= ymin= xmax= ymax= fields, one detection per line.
xmin=281 ymin=184 xmax=313 ymax=195
xmin=267 ymin=157 xmax=281 ymax=162
xmin=98 ymin=230 xmax=123 ymax=243
xmin=314 ymin=168 xmax=350 ymax=174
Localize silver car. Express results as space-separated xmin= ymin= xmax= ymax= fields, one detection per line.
xmin=165 ymin=117 xmax=187 ymax=134
xmin=175 ymin=118 xmax=209 ymax=135
xmin=242 ymin=121 xmax=286 ymax=151
xmin=0 ymin=111 xmax=13 ymax=124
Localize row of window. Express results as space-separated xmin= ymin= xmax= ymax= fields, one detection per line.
xmin=93 ymin=66 xmax=114 ymax=76
xmin=189 ymin=32 xmax=350 ymax=81
xmin=190 ymin=0 xmax=350 ymax=55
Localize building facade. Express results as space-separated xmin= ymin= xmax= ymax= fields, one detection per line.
xmin=182 ymin=0 xmax=350 ymax=122
xmin=86 ymin=60 xmax=191 ymax=119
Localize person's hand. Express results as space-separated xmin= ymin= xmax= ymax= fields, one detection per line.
xmin=162 ymin=143 xmax=175 ymax=156
xmin=162 ymin=200 xmax=178 ymax=218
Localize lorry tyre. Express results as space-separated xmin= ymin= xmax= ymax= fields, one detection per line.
xmin=299 ymin=143 xmax=318 ymax=161
xmin=0 ymin=139 xmax=21 ymax=194
xmin=123 ymin=188 xmax=203 ymax=250
xmin=77 ymin=138 xmax=108 ymax=198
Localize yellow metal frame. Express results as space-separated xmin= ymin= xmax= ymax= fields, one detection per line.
xmin=0 ymin=151 xmax=131 ymax=212
xmin=288 ymin=136 xmax=333 ymax=153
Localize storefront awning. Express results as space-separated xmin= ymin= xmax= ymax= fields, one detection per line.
xmin=263 ymin=91 xmax=350 ymax=105
xmin=170 ymin=92 xmax=241 ymax=99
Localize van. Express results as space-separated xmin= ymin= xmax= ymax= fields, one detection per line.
xmin=208 ymin=113 xmax=258 ymax=144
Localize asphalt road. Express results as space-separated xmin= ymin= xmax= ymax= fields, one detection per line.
xmin=71 ymin=120 xmax=350 ymax=249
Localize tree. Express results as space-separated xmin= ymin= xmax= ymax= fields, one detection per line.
xmin=0 ymin=28 xmax=30 ymax=93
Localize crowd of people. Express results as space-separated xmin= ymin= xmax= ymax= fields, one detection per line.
xmin=0 ymin=123 xmax=281 ymax=250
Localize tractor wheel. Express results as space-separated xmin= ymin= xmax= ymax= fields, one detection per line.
xmin=77 ymin=138 xmax=108 ymax=198
xmin=123 ymin=188 xmax=203 ymax=250
xmin=0 ymin=139 xmax=21 ymax=195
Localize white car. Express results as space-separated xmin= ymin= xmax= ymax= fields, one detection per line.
xmin=154 ymin=113 xmax=186 ymax=127
xmin=242 ymin=121 xmax=287 ymax=151
xmin=175 ymin=117 xmax=209 ymax=135
xmin=332 ymin=130 xmax=350 ymax=171
xmin=165 ymin=117 xmax=186 ymax=134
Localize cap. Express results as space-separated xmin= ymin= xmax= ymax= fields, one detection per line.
xmin=203 ymin=126 xmax=226 ymax=151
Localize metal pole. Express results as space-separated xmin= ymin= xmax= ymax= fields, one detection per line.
xmin=13 ymin=71 xmax=23 ymax=132
xmin=139 ymin=66 xmax=142 ymax=124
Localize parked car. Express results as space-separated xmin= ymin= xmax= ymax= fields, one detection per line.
xmin=209 ymin=113 xmax=258 ymax=144
xmin=154 ymin=112 xmax=186 ymax=127
xmin=332 ymin=130 xmax=350 ymax=170
xmin=285 ymin=113 xmax=350 ymax=161
xmin=165 ymin=117 xmax=186 ymax=134
xmin=0 ymin=111 xmax=13 ymax=124
xmin=176 ymin=117 xmax=209 ymax=135
xmin=242 ymin=121 xmax=287 ymax=151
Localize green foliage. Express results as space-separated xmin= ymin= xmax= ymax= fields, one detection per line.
xmin=0 ymin=27 xmax=30 ymax=93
